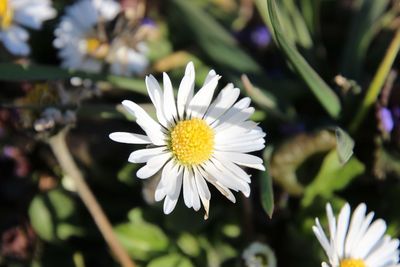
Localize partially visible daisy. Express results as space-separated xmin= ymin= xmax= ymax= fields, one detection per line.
xmin=108 ymin=41 xmax=149 ymax=76
xmin=109 ymin=61 xmax=266 ymax=218
xmin=0 ymin=0 xmax=56 ymax=55
xmin=53 ymin=0 xmax=120 ymax=73
xmin=313 ymin=202 xmax=400 ymax=267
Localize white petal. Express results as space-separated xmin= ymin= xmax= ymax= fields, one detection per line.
xmin=344 ymin=203 xmax=367 ymax=257
xmin=187 ymin=75 xmax=221 ymax=119
xmin=183 ymin=167 xmax=193 ymax=208
xmin=190 ymin=174 xmax=201 ymax=211
xmin=210 ymin=158 xmax=251 ymax=197
xmin=348 ymin=212 xmax=375 ymax=258
xmin=109 ymin=132 xmax=151 ymax=144
xmin=212 ymin=155 xmax=251 ymax=183
xmin=313 ymin=218 xmax=332 ymax=258
xmin=122 ymin=100 xmax=165 ymax=146
xmin=214 ymin=151 xmax=265 ymax=171
xmin=365 ymin=237 xmax=399 ymax=266
xmin=177 ymin=62 xmax=195 ymax=119
xmin=128 ymin=147 xmax=167 ymax=163
xmin=145 ymin=75 xmax=168 ymax=127
xmin=335 ymin=203 xmax=351 ymax=259
xmin=197 ymin=166 xmax=236 ymax=203
xmin=163 ymin=72 xmax=178 ymax=124
xmin=204 ymin=84 xmax=240 ymax=124
xmin=203 ymin=69 xmax=217 ymax=86
xmin=353 ymin=219 xmax=387 ymax=259
xmin=136 ymin=153 xmax=171 ymax=179
xmin=163 ymin=195 xmax=178 ymax=214
xmin=213 ymin=107 xmax=255 ymax=132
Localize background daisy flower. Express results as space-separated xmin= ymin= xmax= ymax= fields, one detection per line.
xmin=0 ymin=0 xmax=56 ymax=55
xmin=109 ymin=61 xmax=266 ymax=218
xmin=53 ymin=0 xmax=121 ymax=73
xmin=313 ymin=202 xmax=400 ymax=267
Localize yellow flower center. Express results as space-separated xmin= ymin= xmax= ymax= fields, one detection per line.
xmin=0 ymin=0 xmax=14 ymax=29
xmin=85 ymin=38 xmax=109 ymax=59
xmin=340 ymin=259 xmax=366 ymax=267
xmin=170 ymin=118 xmax=214 ymax=165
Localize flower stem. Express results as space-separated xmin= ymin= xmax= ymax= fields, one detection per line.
xmin=48 ymin=129 xmax=135 ymax=267
xmin=349 ymin=28 xmax=400 ymax=134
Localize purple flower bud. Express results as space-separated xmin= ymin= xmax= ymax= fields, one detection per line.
xmin=250 ymin=26 xmax=271 ymax=48
xmin=379 ymin=107 xmax=394 ymax=133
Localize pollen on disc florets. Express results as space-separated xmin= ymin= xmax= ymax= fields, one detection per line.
xmin=170 ymin=118 xmax=214 ymax=165
xmin=0 ymin=0 xmax=14 ymax=29
xmin=340 ymin=259 xmax=366 ymax=267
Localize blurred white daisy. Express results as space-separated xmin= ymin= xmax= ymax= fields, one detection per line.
xmin=313 ymin=202 xmax=400 ymax=267
xmin=0 ymin=0 xmax=56 ymax=55
xmin=53 ymin=0 xmax=120 ymax=73
xmin=108 ymin=41 xmax=149 ymax=76
xmin=109 ymin=62 xmax=266 ymax=218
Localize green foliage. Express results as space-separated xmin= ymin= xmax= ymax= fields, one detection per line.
xmin=147 ymin=253 xmax=194 ymax=267
xmin=28 ymin=188 xmax=85 ymax=242
xmin=302 ymin=150 xmax=365 ymax=207
xmin=114 ymin=220 xmax=169 ymax=260
xmin=256 ymin=0 xmax=342 ymax=118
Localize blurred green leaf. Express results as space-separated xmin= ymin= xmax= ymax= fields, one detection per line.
xmin=256 ymin=0 xmax=341 ymax=119
xmin=334 ymin=127 xmax=354 ymax=164
xmin=0 ymin=63 xmax=147 ymax=94
xmin=261 ymin=147 xmax=274 ymax=218
xmin=114 ymin=221 xmax=169 ymax=260
xmin=340 ymin=0 xmax=391 ymax=79
xmin=282 ymin=0 xmax=313 ymax=49
xmin=302 ymin=150 xmax=365 ymax=207
xmin=169 ymin=0 xmax=296 ymax=115
xmin=177 ymin=233 xmax=201 ymax=257
xmin=147 ymin=253 xmax=194 ymax=267
xmin=28 ymin=188 xmax=84 ymax=242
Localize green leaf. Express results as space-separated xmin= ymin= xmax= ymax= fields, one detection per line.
xmin=340 ymin=0 xmax=391 ymax=79
xmin=302 ymin=150 xmax=365 ymax=207
xmin=261 ymin=147 xmax=274 ymax=218
xmin=114 ymin=222 xmax=169 ymax=260
xmin=147 ymin=253 xmax=194 ymax=267
xmin=28 ymin=188 xmax=83 ymax=242
xmin=170 ymin=0 xmax=293 ymax=115
xmin=177 ymin=233 xmax=201 ymax=257
xmin=0 ymin=63 xmax=147 ymax=94
xmin=256 ymin=0 xmax=341 ymax=118
xmin=334 ymin=127 xmax=355 ymax=164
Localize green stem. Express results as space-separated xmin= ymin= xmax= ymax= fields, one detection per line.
xmin=349 ymin=29 xmax=400 ymax=134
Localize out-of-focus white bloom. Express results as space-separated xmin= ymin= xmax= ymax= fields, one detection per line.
xmin=108 ymin=42 xmax=149 ymax=76
xmin=53 ymin=0 xmax=120 ymax=72
xmin=242 ymin=242 xmax=277 ymax=267
xmin=0 ymin=0 xmax=56 ymax=55
xmin=109 ymin=62 xmax=266 ymax=218
xmin=313 ymin=202 xmax=400 ymax=267
xmin=34 ymin=107 xmax=76 ymax=132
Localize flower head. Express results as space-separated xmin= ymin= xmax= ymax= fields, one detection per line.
xmin=313 ymin=202 xmax=400 ymax=267
xmin=0 ymin=0 xmax=56 ymax=55
xmin=53 ymin=0 xmax=120 ymax=73
xmin=53 ymin=0 xmax=149 ymax=75
xmin=109 ymin=62 xmax=266 ymax=218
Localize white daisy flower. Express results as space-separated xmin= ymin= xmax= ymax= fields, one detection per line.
xmin=313 ymin=202 xmax=400 ymax=267
xmin=109 ymin=62 xmax=266 ymax=218
xmin=53 ymin=0 xmax=120 ymax=73
xmin=0 ymin=0 xmax=56 ymax=55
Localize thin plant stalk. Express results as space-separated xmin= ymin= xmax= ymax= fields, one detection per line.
xmin=48 ymin=129 xmax=136 ymax=267
xmin=349 ymin=28 xmax=400 ymax=134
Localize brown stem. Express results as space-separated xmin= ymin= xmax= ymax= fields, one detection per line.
xmin=48 ymin=129 xmax=135 ymax=267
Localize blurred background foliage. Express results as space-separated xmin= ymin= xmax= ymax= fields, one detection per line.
xmin=1 ymin=0 xmax=400 ymax=266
